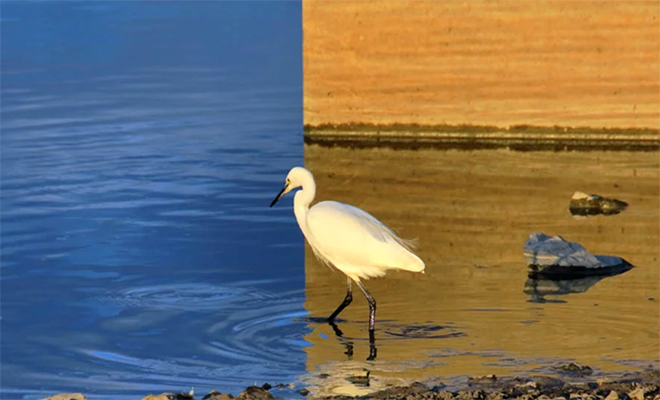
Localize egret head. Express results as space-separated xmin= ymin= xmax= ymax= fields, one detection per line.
xmin=269 ymin=166 xmax=313 ymax=207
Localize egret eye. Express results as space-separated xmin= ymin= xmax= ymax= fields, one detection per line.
xmin=286 ymin=179 xmax=290 ymax=185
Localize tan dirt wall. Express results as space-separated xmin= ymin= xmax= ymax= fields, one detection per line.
xmin=303 ymin=1 xmax=660 ymax=128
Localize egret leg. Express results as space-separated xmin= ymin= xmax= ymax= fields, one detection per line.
xmin=328 ymin=277 xmax=353 ymax=322
xmin=355 ymin=280 xmax=377 ymax=333
xmin=355 ymin=280 xmax=377 ymax=360
xmin=368 ymin=330 xmax=377 ymax=361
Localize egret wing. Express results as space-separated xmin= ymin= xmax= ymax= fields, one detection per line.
xmin=306 ymin=201 xmax=422 ymax=272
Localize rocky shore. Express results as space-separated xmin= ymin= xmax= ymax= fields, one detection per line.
xmin=42 ymin=367 xmax=660 ymax=400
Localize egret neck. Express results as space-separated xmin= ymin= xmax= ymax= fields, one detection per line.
xmin=293 ymin=177 xmax=316 ymax=241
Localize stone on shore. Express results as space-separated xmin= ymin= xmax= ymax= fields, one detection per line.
xmin=142 ymin=392 xmax=193 ymax=400
xmin=203 ymin=390 xmax=235 ymax=400
xmin=235 ymin=386 xmax=273 ymax=400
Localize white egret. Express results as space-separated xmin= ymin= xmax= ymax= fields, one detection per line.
xmin=270 ymin=166 xmax=425 ymax=343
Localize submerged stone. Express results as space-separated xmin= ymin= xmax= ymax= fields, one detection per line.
xmin=468 ymin=375 xmax=498 ymax=384
xmin=569 ymin=191 xmax=628 ymax=216
xmin=553 ymin=362 xmax=594 ymax=377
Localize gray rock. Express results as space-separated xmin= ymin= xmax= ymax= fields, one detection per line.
xmin=524 ymin=233 xmax=633 ymax=277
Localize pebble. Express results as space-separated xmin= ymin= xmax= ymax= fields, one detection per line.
xmin=436 ymin=391 xmax=456 ymax=400
xmin=628 ymin=387 xmax=645 ymax=400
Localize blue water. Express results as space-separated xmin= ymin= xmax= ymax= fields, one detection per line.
xmin=1 ymin=2 xmax=305 ymax=398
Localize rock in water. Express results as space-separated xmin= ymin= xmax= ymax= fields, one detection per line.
xmin=524 ymin=233 xmax=633 ymax=278
xmin=235 ymin=386 xmax=274 ymax=400
xmin=552 ymin=362 xmax=593 ymax=376
xmin=569 ymin=191 xmax=628 ymax=216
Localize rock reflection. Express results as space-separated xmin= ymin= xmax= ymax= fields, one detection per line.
xmin=524 ymin=265 xmax=633 ymax=303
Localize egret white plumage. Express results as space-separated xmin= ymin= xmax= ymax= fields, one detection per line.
xmin=270 ymin=166 xmax=425 ymax=343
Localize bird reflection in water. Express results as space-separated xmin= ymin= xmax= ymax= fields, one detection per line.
xmin=327 ymin=319 xmax=377 ymax=360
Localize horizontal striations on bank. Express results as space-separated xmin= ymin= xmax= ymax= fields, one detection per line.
xmin=304 ymin=123 xmax=660 ymax=151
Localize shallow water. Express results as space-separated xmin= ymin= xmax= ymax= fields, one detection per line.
xmin=303 ymin=146 xmax=659 ymax=396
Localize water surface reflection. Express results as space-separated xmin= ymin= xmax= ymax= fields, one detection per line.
xmin=1 ymin=2 xmax=304 ymax=399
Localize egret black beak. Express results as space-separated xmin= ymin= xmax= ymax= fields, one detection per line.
xmin=270 ymin=184 xmax=288 ymax=207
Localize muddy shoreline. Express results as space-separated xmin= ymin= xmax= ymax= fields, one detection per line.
xmin=43 ymin=367 xmax=660 ymax=400
xmin=303 ymin=124 xmax=660 ymax=151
